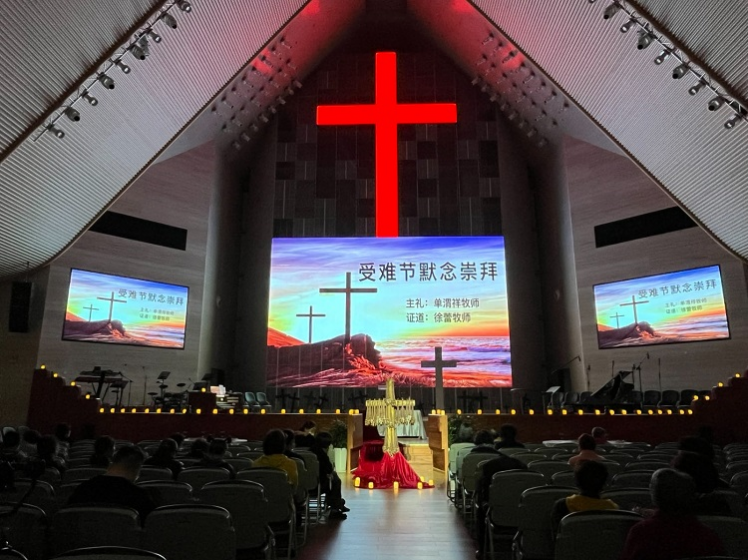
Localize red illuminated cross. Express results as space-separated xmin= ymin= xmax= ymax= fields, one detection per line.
xmin=316 ymin=52 xmax=457 ymax=237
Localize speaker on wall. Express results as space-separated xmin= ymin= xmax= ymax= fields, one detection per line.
xmin=9 ymin=281 xmax=34 ymax=333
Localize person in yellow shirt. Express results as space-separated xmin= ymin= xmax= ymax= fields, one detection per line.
xmin=551 ymin=460 xmax=618 ymax=534
xmin=252 ymin=429 xmax=298 ymax=488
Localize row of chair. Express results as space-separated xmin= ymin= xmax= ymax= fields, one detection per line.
xmin=548 ymin=389 xmax=712 ymax=410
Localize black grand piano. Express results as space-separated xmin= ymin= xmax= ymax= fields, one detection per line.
xmin=582 ymin=371 xmax=637 ymax=411
xmin=74 ymin=367 xmax=128 ymax=406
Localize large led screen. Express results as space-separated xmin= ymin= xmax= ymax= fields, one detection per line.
xmin=266 ymin=237 xmax=510 ymax=388
xmin=63 ymin=269 xmax=189 ymax=349
xmin=594 ymin=265 xmax=730 ymax=349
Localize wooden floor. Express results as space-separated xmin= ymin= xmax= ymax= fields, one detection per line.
xmin=301 ymin=441 xmax=477 ymax=560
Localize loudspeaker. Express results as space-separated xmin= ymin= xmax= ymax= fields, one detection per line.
xmin=548 ymin=368 xmax=571 ymax=393
xmin=9 ymin=281 xmax=33 ymax=333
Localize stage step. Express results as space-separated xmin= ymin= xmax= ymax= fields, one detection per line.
xmin=401 ymin=440 xmax=432 ymax=468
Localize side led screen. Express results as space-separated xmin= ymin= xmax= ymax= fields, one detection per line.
xmin=266 ymin=237 xmax=510 ymax=388
xmin=63 ymin=269 xmax=189 ymax=349
xmin=593 ymin=265 xmax=729 ymax=349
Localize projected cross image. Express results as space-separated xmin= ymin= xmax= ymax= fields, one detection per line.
xmin=266 ymin=237 xmax=511 ymax=388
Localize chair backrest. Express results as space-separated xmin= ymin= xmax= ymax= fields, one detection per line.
xmin=526 ymin=460 xmax=573 ymax=483
xmin=643 ymin=390 xmax=661 ymax=405
xmin=726 ymin=460 xmax=748 ymax=477
xmin=67 ymin=458 xmax=93 ymax=468
xmin=50 ymin=505 xmax=141 ymax=556
xmin=604 ymin=453 xmax=635 ymax=466
xmin=679 ymin=389 xmax=698 ymax=406
xmin=551 ymin=392 xmax=565 ymax=406
xmin=563 ymin=391 xmax=580 ymax=405
xmin=136 ymin=480 xmax=193 ymax=506
xmin=516 ymin=486 xmax=575 ymax=559
xmin=64 ymin=467 xmax=107 ymax=483
xmin=448 ymin=443 xmax=475 ymax=472
xmin=627 ymin=390 xmax=643 ymax=405
xmin=0 ymin=502 xmax=47 ymax=560
xmin=225 ymin=457 xmax=253 ymax=472
xmin=729 ymin=471 xmax=748 ymax=497
xmin=511 ymin=453 xmax=547 ymax=465
xmin=638 ymin=451 xmax=677 ymax=462
xmin=244 ymin=391 xmax=257 ymax=404
xmin=256 ymin=392 xmax=270 ymax=405
xmin=600 ymin=461 xmax=623 ymax=480
xmin=659 ymin=390 xmax=680 ymax=407
xmin=551 ymin=471 xmax=576 ymax=487
xmin=710 ymin=489 xmax=746 ymax=518
xmin=551 ymin=453 xmax=574 ymax=462
xmin=611 ymin=470 xmax=655 ymax=489
xmin=579 ymin=391 xmax=592 ymax=402
xmin=142 ymin=505 xmax=235 ymax=560
xmin=137 ymin=467 xmax=173 ymax=482
xmin=460 ymin=453 xmax=498 ymax=491
xmin=625 ymin=460 xmax=670 ymax=471
xmin=292 ymin=456 xmax=317 ymax=495
xmin=554 ymin=510 xmax=643 ymax=560
xmin=533 ymin=447 xmax=564 ymax=459
xmin=498 ymin=446 xmax=526 ymax=456
xmin=199 ymin=480 xmax=270 ymax=550
xmin=235 ymin=468 xmax=293 ymax=523
xmin=237 ymin=451 xmax=264 ymax=461
xmin=176 ymin=467 xmax=230 ymax=491
xmin=455 ymin=445 xmax=476 ymax=475
xmin=487 ymin=470 xmax=546 ymax=527
xmin=600 ymin=487 xmax=653 ymax=511
xmin=52 ymin=547 xmax=167 ymax=560
xmin=3 ymin=479 xmax=57 ymax=515
xmin=697 ymin=515 xmax=748 ymax=558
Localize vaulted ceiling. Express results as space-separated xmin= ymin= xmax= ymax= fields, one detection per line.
xmin=0 ymin=0 xmax=746 ymax=281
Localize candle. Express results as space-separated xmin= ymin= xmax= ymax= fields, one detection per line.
xmin=393 ymin=481 xmax=399 ymax=490
xmin=281 ymin=408 xmax=286 ymax=414
xmin=428 ymin=479 xmax=434 ymax=486
xmin=354 ymin=477 xmax=361 ymax=487
xmin=417 ymin=482 xmax=423 ymax=490
xmin=368 ymin=481 xmax=374 ymax=489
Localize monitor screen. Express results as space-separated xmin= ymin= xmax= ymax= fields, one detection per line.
xmin=63 ymin=268 xmax=189 ymax=349
xmin=266 ymin=236 xmax=511 ymax=388
xmin=593 ymin=265 xmax=730 ymax=349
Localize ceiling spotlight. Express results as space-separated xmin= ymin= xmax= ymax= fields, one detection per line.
xmin=482 ymin=33 xmax=495 ymax=44
xmin=501 ymin=50 xmax=518 ymax=63
xmin=688 ymin=80 xmax=705 ymax=95
xmin=82 ymin=91 xmax=98 ymax=106
xmin=98 ymin=74 xmax=115 ymax=89
xmin=471 ymin=77 xmax=481 ymax=86
xmin=653 ymin=49 xmax=670 ymax=65
xmin=292 ymin=80 xmax=302 ymax=89
xmin=278 ymin=97 xmax=287 ymax=105
xmin=507 ymin=110 xmax=518 ymax=121
xmin=269 ymin=106 xmax=277 ymax=114
xmin=251 ymin=124 xmax=259 ymax=132
xmin=114 ymin=59 xmax=131 ymax=74
xmin=130 ymin=43 xmax=148 ymax=61
xmin=146 ymin=29 xmax=162 ymax=43
xmin=46 ymin=124 xmax=65 ymax=139
xmin=64 ymin=107 xmax=80 ymax=122
xmin=672 ymin=63 xmax=689 ymax=79
xmin=176 ymin=0 xmax=192 ymax=12
xmin=232 ymin=141 xmax=241 ymax=150
xmin=603 ymin=2 xmax=621 ymax=20
xmin=161 ymin=12 xmax=177 ymax=29
xmin=259 ymin=113 xmax=269 ymax=123
xmin=707 ymin=96 xmax=725 ymax=111
xmin=285 ymin=87 xmax=295 ymax=96
xmin=620 ymin=18 xmax=636 ymax=33
xmin=240 ymin=132 xmax=251 ymax=142
xmin=527 ymin=127 xmax=538 ymax=138
xmin=537 ymin=137 xmax=548 ymax=147
xmin=588 ymin=0 xmax=598 ymax=3
xmin=724 ymin=113 xmax=742 ymax=129
xmin=637 ymin=31 xmax=655 ymax=49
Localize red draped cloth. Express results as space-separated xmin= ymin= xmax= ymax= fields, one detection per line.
xmin=352 ymin=440 xmax=432 ymax=489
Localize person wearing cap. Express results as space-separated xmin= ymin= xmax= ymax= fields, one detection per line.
xmin=619 ymin=468 xmax=725 ymax=560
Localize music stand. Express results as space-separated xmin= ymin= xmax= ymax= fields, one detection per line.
xmin=544 ymin=386 xmax=561 ymax=409
xmin=157 ymin=371 xmax=171 ymax=401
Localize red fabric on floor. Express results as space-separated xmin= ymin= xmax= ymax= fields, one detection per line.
xmin=352 ymin=440 xmax=432 ymax=489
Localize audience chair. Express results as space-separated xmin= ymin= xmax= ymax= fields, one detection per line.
xmin=697 ymin=516 xmax=748 ymax=558
xmin=177 ymin=467 xmax=230 ymax=491
xmin=526 ymin=460 xmax=573 ymax=484
xmin=291 ymin=457 xmax=314 ymax=542
xmin=199 ymin=480 xmax=274 ymax=557
xmin=624 ymin=460 xmax=670 ymax=471
xmin=498 ymin=447 xmax=526 ymax=457
xmin=562 ymin=391 xmax=580 ymax=410
xmin=137 ymin=480 xmax=193 ymax=506
xmin=50 ymin=505 xmax=141 ymax=556
xmin=459 ymin=453 xmax=498 ymax=516
xmin=63 ymin=468 xmax=106 ymax=483
xmin=658 ymin=390 xmax=680 ymax=410
xmin=2 ymin=479 xmax=57 ymax=515
xmin=143 ymin=505 xmax=235 ymax=560
xmin=512 ymin=453 xmax=547 ymax=466
xmin=237 ymin=451 xmax=265 ymax=461
xmin=228 ymin=445 xmax=251 ymax=454
xmin=52 ymin=547 xmax=166 ymax=560
xmin=66 ymin=458 xmax=92 ymax=468
xmin=137 ymin=467 xmax=173 ymax=483
xmin=642 ymin=390 xmax=661 ymax=410
xmin=710 ymin=489 xmax=746 ymax=518
xmin=0 ymin=502 xmax=47 ymax=560
xmin=604 ymin=453 xmax=636 ymax=466
xmin=601 ymin=461 xmax=624 ymax=481
xmin=532 ymin=447 xmax=564 ymax=459
xmin=554 ymin=510 xmax=643 ymax=560
xmin=551 ymin=471 xmax=576 ymax=487
xmin=255 ymin=392 xmax=273 ymax=411
xmin=485 ymin=470 xmax=546 ymax=558
xmin=601 ymin=488 xmax=653 ymax=511
xmin=679 ymin=389 xmax=699 ymax=408
xmin=611 ymin=470 xmax=655 ymax=489
xmin=225 ymin=457 xmax=253 ymax=472
xmin=448 ymin=443 xmax=475 ymax=501
xmin=728 ymin=471 xmax=748 ymax=499
xmin=638 ymin=452 xmax=677 ymax=463
xmin=55 ymin=482 xmax=82 ymax=510
xmin=551 ymin=453 xmax=574 ymax=462
xmin=243 ymin=392 xmax=261 ymax=412
xmin=294 ymin=450 xmax=323 ymax=521
xmin=726 ymin=460 xmax=748 ymax=479
xmin=513 ymin=485 xmax=575 ymax=560
xmin=454 ymin=445 xmax=476 ymax=479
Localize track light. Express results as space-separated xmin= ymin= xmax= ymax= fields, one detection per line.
xmin=98 ymin=74 xmax=115 ymax=89
xmin=114 ymin=59 xmax=131 ymax=74
xmin=130 ymin=42 xmax=149 ymax=61
xmin=671 ymin=63 xmax=689 ymax=79
xmin=240 ymin=132 xmax=251 ymax=142
xmin=653 ymin=49 xmax=670 ymax=65
xmin=471 ymin=77 xmax=481 ymax=86
xmin=161 ymin=12 xmax=177 ymax=29
xmin=292 ymin=80 xmax=302 ymax=89
xmin=688 ymin=80 xmax=705 ymax=95
xmin=603 ymin=2 xmax=621 ymax=20
xmin=724 ymin=113 xmax=742 ymax=129
xmin=588 ymin=0 xmax=598 ymax=3
xmin=259 ymin=113 xmax=269 ymax=123
xmin=251 ymin=124 xmax=259 ymax=132
xmin=707 ymin=96 xmax=725 ymax=111
xmin=146 ymin=29 xmax=162 ymax=43
xmin=278 ymin=97 xmax=287 ymax=105
xmin=64 ymin=107 xmax=80 ymax=122
xmin=620 ymin=18 xmax=636 ymax=33
xmin=537 ymin=137 xmax=548 ymax=147
xmin=637 ymin=31 xmax=655 ymax=49
xmin=82 ymin=91 xmax=98 ymax=106
xmin=501 ymin=50 xmax=518 ymax=63
xmin=176 ymin=0 xmax=192 ymax=12
xmin=46 ymin=124 xmax=65 ymax=139
xmin=232 ymin=141 xmax=241 ymax=150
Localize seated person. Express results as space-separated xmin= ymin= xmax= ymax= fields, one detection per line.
xmin=68 ymin=444 xmax=156 ymax=520
xmin=310 ymin=432 xmax=349 ymax=519
xmin=568 ymin=433 xmax=604 ymax=467
xmin=469 ymin=430 xmax=501 ymax=455
xmin=185 ymin=437 xmax=210 ymax=459
xmin=19 ymin=430 xmax=40 ymax=456
xmin=283 ymin=429 xmax=305 ymax=461
xmin=144 ymin=438 xmax=183 ymax=479
xmin=37 ymin=434 xmax=66 ymax=474
xmin=197 ymin=439 xmax=236 ymax=478
xmin=168 ymin=433 xmax=185 ymax=450
xmin=252 ymin=429 xmax=298 ymax=488
xmin=299 ymin=421 xmax=317 ymax=436
xmin=591 ymin=426 xmax=609 ymax=445
xmin=620 ymin=468 xmax=725 ymax=560
xmin=551 ymin=460 xmax=618 ymax=533
xmin=0 ymin=430 xmax=27 ymax=464
xmin=53 ymin=423 xmax=72 ymax=459
xmin=672 ymin=450 xmax=732 ymax=516
xmin=494 ymin=423 xmax=525 ymax=450
xmin=89 ymin=435 xmax=115 ymax=467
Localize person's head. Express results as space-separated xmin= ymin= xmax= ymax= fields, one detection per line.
xmin=54 ymin=423 xmax=71 ymax=441
xmin=315 ymin=432 xmax=333 ymax=451
xmin=189 ymin=438 xmax=209 ymax=457
xmin=169 ymin=433 xmax=185 ymax=448
xmin=153 ymin=438 xmax=178 ymax=460
xmin=499 ymin=424 xmax=518 ymax=443
xmin=577 ymin=433 xmax=596 ymax=452
xmin=678 ymin=436 xmax=714 ymax=460
xmin=108 ymin=444 xmax=146 ymax=481
xmin=591 ymin=427 xmax=608 ymax=442
xmin=474 ymin=430 xmax=494 ymax=446
xmin=263 ymin=429 xmax=286 ymax=455
xmin=651 ymin=468 xmax=697 ymax=514
xmin=37 ymin=435 xmax=58 ymax=458
xmin=574 ymin=460 xmax=609 ymax=497
xmin=300 ymin=421 xmax=317 ymax=434
xmin=295 ymin=433 xmax=316 ymax=448
xmin=2 ymin=430 xmax=20 ymax=450
xmin=672 ymin=450 xmax=720 ymax=493
xmin=283 ymin=429 xmax=296 ymax=451
xmin=207 ymin=438 xmax=228 ymax=458
xmin=93 ymin=436 xmax=115 ymax=458
xmin=23 ymin=430 xmax=40 ymax=445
